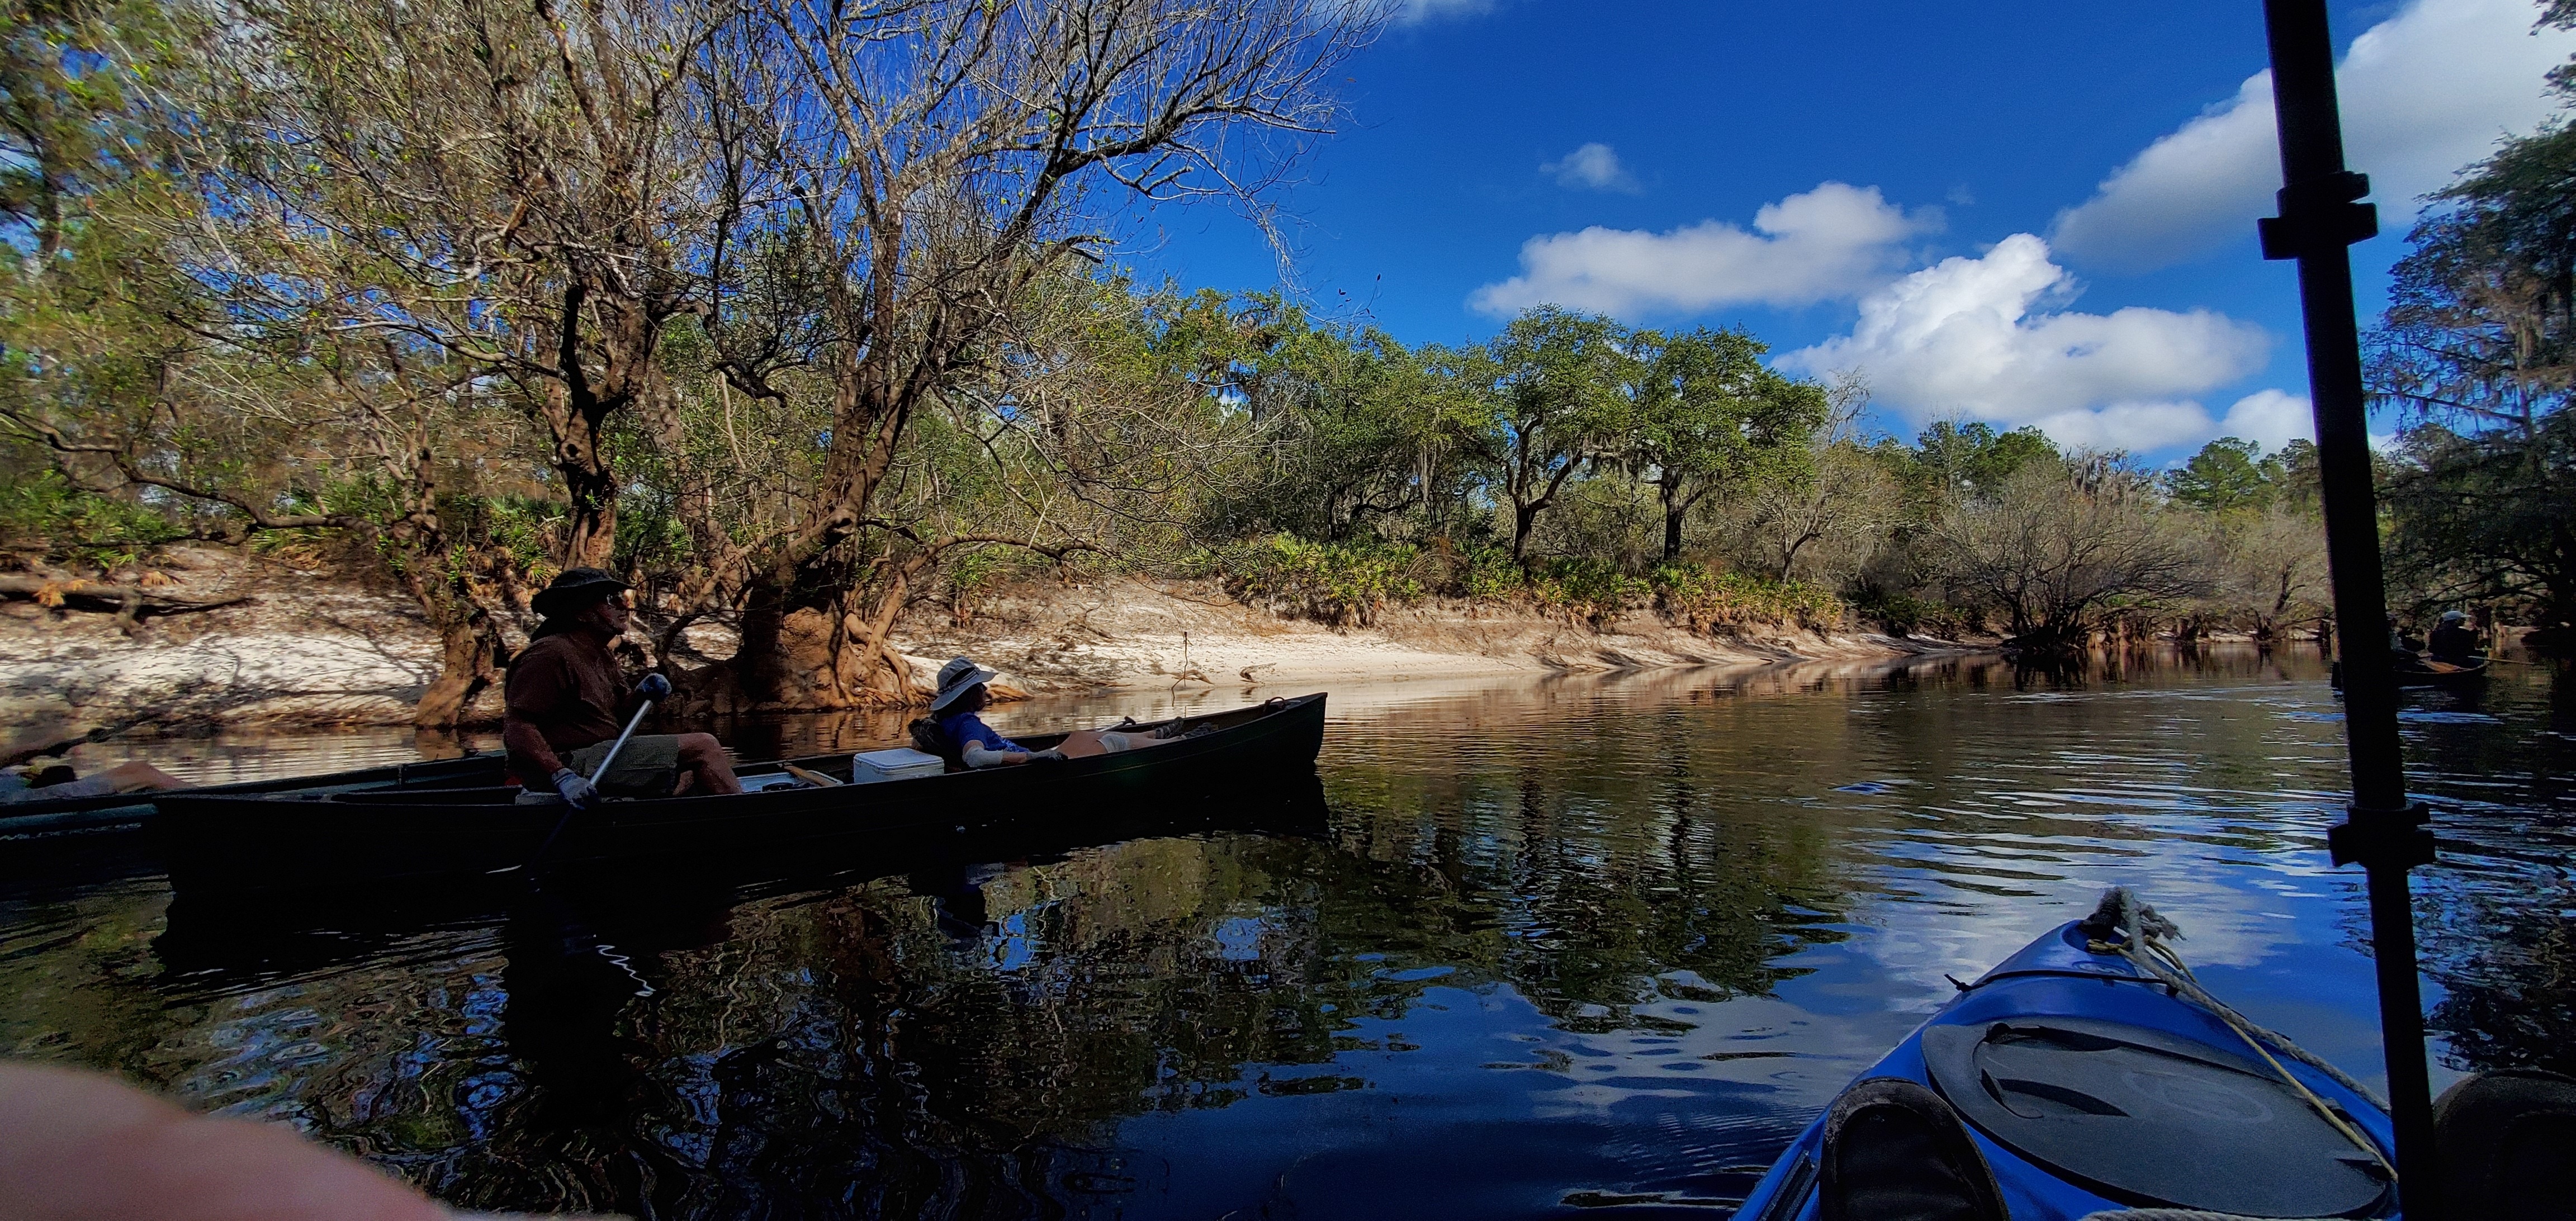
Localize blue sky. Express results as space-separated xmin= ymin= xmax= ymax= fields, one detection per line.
xmin=1119 ymin=0 xmax=2575 ymax=462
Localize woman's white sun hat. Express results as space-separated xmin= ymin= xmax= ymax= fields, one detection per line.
xmin=928 ymin=656 xmax=1000 ymax=713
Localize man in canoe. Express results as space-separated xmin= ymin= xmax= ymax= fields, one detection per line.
xmin=916 ymin=656 xmax=1196 ymax=769
xmin=503 ymin=568 xmax=741 ymax=806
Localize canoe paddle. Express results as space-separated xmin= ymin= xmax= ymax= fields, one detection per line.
xmin=499 ymin=697 xmax=654 ymax=875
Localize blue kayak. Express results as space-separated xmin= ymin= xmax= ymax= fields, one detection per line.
xmin=1735 ymin=904 xmax=2400 ymax=1220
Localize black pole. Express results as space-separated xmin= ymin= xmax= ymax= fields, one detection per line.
xmin=2256 ymin=1 xmax=2442 ymax=1213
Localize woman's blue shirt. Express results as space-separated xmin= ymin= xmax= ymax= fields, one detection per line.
xmin=937 ymin=711 xmax=1026 ymax=755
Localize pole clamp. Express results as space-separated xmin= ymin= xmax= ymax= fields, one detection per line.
xmin=2258 ymin=171 xmax=2379 ymax=260
xmin=2327 ymin=800 xmax=2435 ymax=869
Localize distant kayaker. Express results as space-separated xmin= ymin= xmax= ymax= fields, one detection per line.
xmin=2427 ymin=609 xmax=2479 ymax=662
xmin=921 ymin=657 xmax=1068 ymax=768
xmin=502 ymin=568 xmax=741 ymax=806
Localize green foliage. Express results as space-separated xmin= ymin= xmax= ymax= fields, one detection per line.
xmin=1651 ymin=563 xmax=1847 ymax=632
xmin=1527 ymin=556 xmax=1651 ymax=625
xmin=2373 ymin=121 xmax=2576 ymax=434
xmin=1627 ymin=328 xmax=1826 ymax=560
xmin=1853 ymin=588 xmax=1978 ymax=638
xmin=2363 ymin=105 xmax=2576 ymax=628
xmin=1465 ymin=306 xmax=1640 ymax=560
xmin=1163 ymin=289 xmax=1479 ymax=541
xmin=1911 ymin=421 xmax=2059 ymax=498
xmin=1188 ymin=533 xmax=1846 ymax=636
xmin=0 ymin=467 xmax=183 ymax=567
xmin=1452 ymin=544 xmax=1522 ymax=599
xmin=1192 ymin=534 xmax=1427 ymax=627
xmin=2166 ymin=437 xmax=2284 ymax=512
xmin=2384 ymin=418 xmax=2576 ymax=628
xmin=1 ymin=0 xmax=172 ymax=261
xmin=463 ymin=496 xmax=568 ymax=579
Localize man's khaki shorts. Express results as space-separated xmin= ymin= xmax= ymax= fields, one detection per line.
xmin=562 ymin=734 xmax=685 ymax=798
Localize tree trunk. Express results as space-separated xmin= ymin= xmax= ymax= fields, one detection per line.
xmin=731 ymin=568 xmax=794 ymax=709
xmin=534 ymin=282 xmax=646 ymax=572
xmin=372 ymin=434 xmax=510 ymax=728
xmin=722 ymin=559 xmax=921 ymax=712
xmin=412 ymin=610 xmax=508 ymax=728
xmin=560 ymin=457 xmax=618 ymax=570
xmin=1661 ymin=478 xmax=1685 ymax=565
xmin=398 ymin=551 xmax=509 ymax=729
xmin=1777 ymin=530 xmax=1816 ymax=582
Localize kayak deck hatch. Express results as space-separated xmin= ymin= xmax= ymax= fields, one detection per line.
xmin=1736 ymin=909 xmax=2399 ymax=1220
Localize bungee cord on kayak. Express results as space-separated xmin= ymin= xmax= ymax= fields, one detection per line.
xmin=2083 ymin=887 xmax=2397 ymax=1182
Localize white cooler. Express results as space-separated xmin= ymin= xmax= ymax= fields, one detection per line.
xmin=851 ymin=747 xmax=946 ymax=784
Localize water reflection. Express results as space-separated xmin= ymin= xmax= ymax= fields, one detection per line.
xmin=2 ymin=648 xmax=2570 ymax=1218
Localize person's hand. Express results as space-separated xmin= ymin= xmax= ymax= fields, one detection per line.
xmin=0 ymin=1061 xmax=453 ymax=1220
xmin=636 ymin=673 xmax=672 ymax=701
xmin=550 ymin=768 xmax=600 ymax=808
xmin=1031 ymin=748 xmax=1068 ymax=763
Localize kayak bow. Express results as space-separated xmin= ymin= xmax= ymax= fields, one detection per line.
xmin=1736 ymin=890 xmax=2399 ymax=1220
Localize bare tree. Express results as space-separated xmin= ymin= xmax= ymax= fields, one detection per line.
xmin=1935 ymin=463 xmax=2206 ymax=651
xmin=3 ymin=314 xmax=532 ymax=726
xmin=691 ymin=0 xmax=1380 ymax=709
xmin=166 ymin=0 xmax=723 ymax=569
xmin=1 ymin=0 xmax=583 ymax=726
xmin=2201 ymin=506 xmax=2329 ymax=645
xmin=1738 ymin=373 xmax=1898 ymax=583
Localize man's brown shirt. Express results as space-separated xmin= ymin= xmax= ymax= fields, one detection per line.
xmin=504 ymin=632 xmax=631 ymax=764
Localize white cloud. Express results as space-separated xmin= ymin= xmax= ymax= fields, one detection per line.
xmin=2214 ymin=389 xmax=2315 ymax=451
xmin=1470 ymin=182 xmax=1940 ymax=316
xmin=2027 ymin=392 xmax=2314 ymax=454
xmin=2052 ymin=0 xmax=2576 ymax=272
xmin=1390 ymin=0 xmax=1494 ymax=24
xmin=1779 ymin=234 xmax=2276 ymax=452
xmin=1542 ymin=143 xmax=1640 ymax=193
xmin=2028 ymin=403 xmax=2227 ymax=453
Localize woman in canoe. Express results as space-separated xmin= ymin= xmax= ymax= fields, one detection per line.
xmin=920 ymin=657 xmax=1066 ymax=768
xmin=917 ymin=657 xmax=1187 ymax=769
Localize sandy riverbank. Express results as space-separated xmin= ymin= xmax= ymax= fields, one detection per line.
xmin=0 ymin=549 xmax=1983 ymax=733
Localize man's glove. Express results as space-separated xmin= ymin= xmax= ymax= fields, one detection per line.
xmin=550 ymin=767 xmax=601 ymax=809
xmin=636 ymin=673 xmax=672 ymax=701
xmin=1031 ymin=748 xmax=1069 ymax=763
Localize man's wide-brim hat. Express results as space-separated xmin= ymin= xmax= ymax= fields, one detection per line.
xmin=532 ymin=567 xmax=632 ymax=619
xmin=928 ymin=656 xmax=998 ymax=713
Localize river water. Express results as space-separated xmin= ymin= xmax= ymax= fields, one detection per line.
xmin=3 ymin=649 xmax=2570 ymax=1219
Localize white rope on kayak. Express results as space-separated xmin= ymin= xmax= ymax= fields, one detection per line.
xmin=2083 ymin=887 xmax=2397 ymax=1183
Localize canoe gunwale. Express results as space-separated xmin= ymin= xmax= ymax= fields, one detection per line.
xmin=3 ymin=750 xmax=501 ymax=841
xmin=150 ymin=693 xmax=1329 ymax=887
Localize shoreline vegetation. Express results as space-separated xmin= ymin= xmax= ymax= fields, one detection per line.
xmin=0 ymin=546 xmax=1978 ymax=732
xmin=4 ymin=0 xmax=2568 ymax=736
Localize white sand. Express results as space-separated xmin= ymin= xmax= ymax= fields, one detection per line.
xmin=2 ymin=551 xmax=439 ymax=734
xmin=893 ymin=577 xmax=1961 ymax=698
xmin=1 ymin=559 xmax=1974 ymax=733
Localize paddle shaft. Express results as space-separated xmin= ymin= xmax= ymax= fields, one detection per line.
xmin=525 ymin=698 xmax=654 ymax=869
xmin=2258 ymin=3 xmax=2443 ymax=1213
xmin=587 ymin=701 xmax=654 ymax=785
